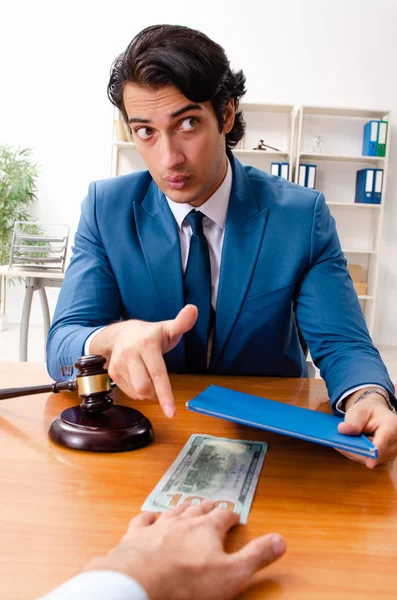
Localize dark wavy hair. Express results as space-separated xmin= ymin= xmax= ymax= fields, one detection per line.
xmin=107 ymin=24 xmax=246 ymax=149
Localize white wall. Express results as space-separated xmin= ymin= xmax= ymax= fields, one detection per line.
xmin=1 ymin=0 xmax=397 ymax=345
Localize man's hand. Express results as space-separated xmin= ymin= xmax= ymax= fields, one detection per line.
xmin=84 ymin=500 xmax=286 ymax=600
xmin=337 ymin=391 xmax=397 ymax=468
xmin=90 ymin=305 xmax=198 ymax=418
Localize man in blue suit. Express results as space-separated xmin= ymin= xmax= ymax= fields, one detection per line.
xmin=47 ymin=24 xmax=397 ymax=468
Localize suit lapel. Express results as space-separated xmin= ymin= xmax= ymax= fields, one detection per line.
xmin=210 ymin=157 xmax=269 ymax=369
xmin=133 ymin=181 xmax=185 ymax=367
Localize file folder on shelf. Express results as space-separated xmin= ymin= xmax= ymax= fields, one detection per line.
xmin=355 ymin=169 xmax=375 ymax=204
xmin=298 ymin=164 xmax=307 ymax=186
xmin=187 ymin=385 xmax=378 ymax=458
xmin=306 ymin=165 xmax=317 ymax=189
xmin=362 ymin=120 xmax=379 ymax=156
xmin=377 ymin=121 xmax=388 ymax=157
xmin=271 ymin=162 xmax=281 ymax=176
xmin=280 ymin=162 xmax=290 ymax=180
xmin=372 ymin=169 xmax=383 ymax=204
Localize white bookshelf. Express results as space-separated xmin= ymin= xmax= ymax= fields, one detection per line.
xmin=294 ymin=105 xmax=391 ymax=335
xmin=232 ymin=103 xmax=296 ymax=180
xmin=111 ymin=103 xmax=390 ymax=335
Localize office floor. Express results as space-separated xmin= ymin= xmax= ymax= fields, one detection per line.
xmin=0 ymin=323 xmax=397 ymax=384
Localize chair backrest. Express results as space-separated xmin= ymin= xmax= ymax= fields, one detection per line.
xmin=8 ymin=221 xmax=70 ymax=272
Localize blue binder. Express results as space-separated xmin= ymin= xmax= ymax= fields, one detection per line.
xmin=362 ymin=120 xmax=379 ymax=156
xmin=187 ymin=385 xmax=378 ymax=458
xmin=305 ymin=164 xmax=317 ymax=189
xmin=280 ymin=162 xmax=290 ymax=180
xmin=298 ymin=164 xmax=307 ymax=186
xmin=271 ymin=162 xmax=281 ymax=176
xmin=355 ymin=169 xmax=375 ymax=204
xmin=372 ymin=169 xmax=383 ymax=204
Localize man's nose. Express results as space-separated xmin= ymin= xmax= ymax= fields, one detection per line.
xmin=160 ymin=137 xmax=185 ymax=171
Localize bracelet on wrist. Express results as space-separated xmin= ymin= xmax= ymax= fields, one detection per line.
xmin=354 ymin=388 xmax=396 ymax=413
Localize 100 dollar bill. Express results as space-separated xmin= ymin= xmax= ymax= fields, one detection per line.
xmin=141 ymin=434 xmax=267 ymax=524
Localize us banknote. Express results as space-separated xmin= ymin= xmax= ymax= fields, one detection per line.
xmin=141 ymin=434 xmax=268 ymax=524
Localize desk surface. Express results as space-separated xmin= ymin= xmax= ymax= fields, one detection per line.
xmin=1 ymin=362 xmax=397 ymax=600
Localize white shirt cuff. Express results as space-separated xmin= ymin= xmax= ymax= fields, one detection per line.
xmin=335 ymin=384 xmax=388 ymax=414
xmin=38 ymin=570 xmax=148 ymax=600
xmin=84 ymin=327 xmax=106 ymax=355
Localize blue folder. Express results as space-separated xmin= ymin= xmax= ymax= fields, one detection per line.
xmin=355 ymin=169 xmax=375 ymax=204
xmin=186 ymin=385 xmax=378 ymax=459
xmin=372 ymin=169 xmax=383 ymax=204
xmin=362 ymin=120 xmax=379 ymax=156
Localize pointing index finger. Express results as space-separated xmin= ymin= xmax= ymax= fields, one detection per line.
xmin=141 ymin=346 xmax=175 ymax=418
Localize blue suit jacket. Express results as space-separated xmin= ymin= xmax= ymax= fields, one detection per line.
xmin=47 ymin=155 xmax=394 ymax=408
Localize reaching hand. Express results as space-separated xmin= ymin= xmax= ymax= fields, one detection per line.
xmin=91 ymin=305 xmax=198 ymax=418
xmin=84 ymin=500 xmax=286 ymax=600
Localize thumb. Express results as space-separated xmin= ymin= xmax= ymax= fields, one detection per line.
xmin=338 ymin=403 xmax=371 ymax=436
xmin=165 ymin=305 xmax=198 ymax=340
xmin=231 ymin=534 xmax=286 ymax=575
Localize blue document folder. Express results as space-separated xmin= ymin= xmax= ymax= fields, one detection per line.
xmin=373 ymin=169 xmax=384 ymax=204
xmin=362 ymin=120 xmax=379 ymax=156
xmin=187 ymin=385 xmax=378 ymax=459
xmin=355 ymin=169 xmax=375 ymax=204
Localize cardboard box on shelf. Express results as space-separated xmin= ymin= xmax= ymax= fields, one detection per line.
xmin=353 ymin=281 xmax=367 ymax=295
xmin=347 ymin=264 xmax=363 ymax=282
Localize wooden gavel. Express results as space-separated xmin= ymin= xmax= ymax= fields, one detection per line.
xmin=0 ymin=354 xmax=153 ymax=452
xmin=0 ymin=354 xmax=114 ymax=412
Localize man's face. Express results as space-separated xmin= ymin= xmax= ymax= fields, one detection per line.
xmin=122 ymin=83 xmax=235 ymax=207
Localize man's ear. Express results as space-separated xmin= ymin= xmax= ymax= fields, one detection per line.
xmin=223 ymin=99 xmax=235 ymax=134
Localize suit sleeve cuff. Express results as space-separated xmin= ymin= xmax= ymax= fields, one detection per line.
xmin=37 ymin=570 xmax=149 ymax=600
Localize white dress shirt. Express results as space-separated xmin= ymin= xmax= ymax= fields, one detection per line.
xmin=38 ymin=570 xmax=148 ymax=600
xmin=84 ymin=158 xmax=385 ymax=411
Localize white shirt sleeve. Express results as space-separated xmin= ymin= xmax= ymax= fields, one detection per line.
xmin=335 ymin=385 xmax=388 ymax=414
xmin=84 ymin=327 xmax=106 ymax=355
xmin=37 ymin=570 xmax=149 ymax=600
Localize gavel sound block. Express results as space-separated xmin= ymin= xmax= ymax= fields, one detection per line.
xmin=0 ymin=355 xmax=154 ymax=453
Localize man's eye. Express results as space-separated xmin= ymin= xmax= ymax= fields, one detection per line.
xmin=135 ymin=127 xmax=153 ymax=140
xmin=180 ymin=117 xmax=198 ymax=131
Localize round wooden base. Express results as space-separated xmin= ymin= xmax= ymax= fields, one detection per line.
xmin=49 ymin=405 xmax=154 ymax=452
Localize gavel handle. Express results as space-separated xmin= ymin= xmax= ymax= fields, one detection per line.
xmin=0 ymin=380 xmax=77 ymax=400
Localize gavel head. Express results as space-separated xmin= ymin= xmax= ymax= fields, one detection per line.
xmin=74 ymin=354 xmax=113 ymax=413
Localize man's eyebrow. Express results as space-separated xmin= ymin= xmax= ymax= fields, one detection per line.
xmin=127 ymin=104 xmax=203 ymax=125
xmin=170 ymin=103 xmax=203 ymax=118
xmin=128 ymin=117 xmax=151 ymax=125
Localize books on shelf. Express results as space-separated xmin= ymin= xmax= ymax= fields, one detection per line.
xmin=362 ymin=120 xmax=388 ymax=157
xmin=355 ymin=169 xmax=383 ymax=204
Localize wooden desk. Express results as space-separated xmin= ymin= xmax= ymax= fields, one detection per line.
xmin=1 ymin=362 xmax=397 ymax=600
xmin=0 ymin=266 xmax=64 ymax=361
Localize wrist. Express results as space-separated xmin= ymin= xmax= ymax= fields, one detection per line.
xmin=90 ymin=322 xmax=122 ymax=360
xmin=344 ymin=387 xmax=394 ymax=413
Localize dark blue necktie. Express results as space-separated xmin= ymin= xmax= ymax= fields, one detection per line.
xmin=184 ymin=210 xmax=212 ymax=373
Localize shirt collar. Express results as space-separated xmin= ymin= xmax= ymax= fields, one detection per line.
xmin=166 ymin=157 xmax=232 ymax=230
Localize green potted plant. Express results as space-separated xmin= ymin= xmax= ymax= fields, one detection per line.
xmin=0 ymin=145 xmax=40 ymax=329
xmin=0 ymin=145 xmax=40 ymax=265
